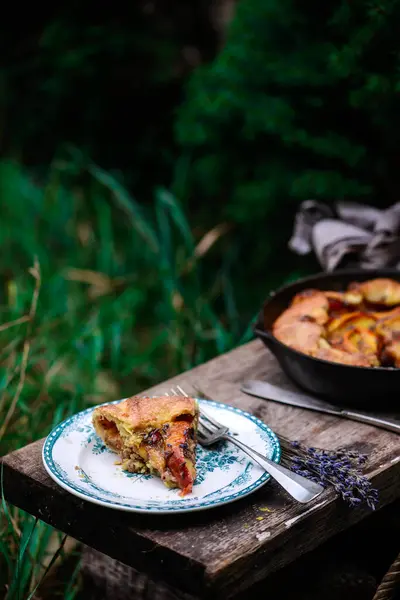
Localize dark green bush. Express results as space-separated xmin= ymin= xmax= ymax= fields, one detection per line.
xmin=2 ymin=2 xmax=218 ymax=195
xmin=177 ymin=0 xmax=400 ymax=223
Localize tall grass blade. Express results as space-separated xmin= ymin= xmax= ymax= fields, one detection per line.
xmin=6 ymin=517 xmax=38 ymax=600
xmin=88 ymin=164 xmax=159 ymax=254
xmin=155 ymin=187 xmax=194 ymax=253
xmin=26 ymin=535 xmax=68 ymax=600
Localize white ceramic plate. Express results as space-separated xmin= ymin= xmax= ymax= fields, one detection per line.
xmin=43 ymin=398 xmax=280 ymax=513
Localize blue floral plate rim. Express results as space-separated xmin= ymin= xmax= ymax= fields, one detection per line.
xmin=42 ymin=398 xmax=281 ymax=514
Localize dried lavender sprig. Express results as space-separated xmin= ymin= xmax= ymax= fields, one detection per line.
xmin=279 ymin=436 xmax=378 ymax=510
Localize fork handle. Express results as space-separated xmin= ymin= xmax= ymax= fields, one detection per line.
xmin=223 ymin=434 xmax=324 ymax=504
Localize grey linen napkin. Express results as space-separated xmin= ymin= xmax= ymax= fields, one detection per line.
xmin=289 ymin=200 xmax=400 ymax=271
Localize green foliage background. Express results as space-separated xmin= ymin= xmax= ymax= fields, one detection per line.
xmin=1 ymin=0 xmax=400 ymax=597
xmin=178 ymin=0 xmax=400 ymax=214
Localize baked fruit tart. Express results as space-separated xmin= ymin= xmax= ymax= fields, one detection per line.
xmin=271 ymin=278 xmax=400 ymax=368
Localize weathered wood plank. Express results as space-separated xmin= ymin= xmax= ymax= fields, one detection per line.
xmin=2 ymin=340 xmax=400 ymax=598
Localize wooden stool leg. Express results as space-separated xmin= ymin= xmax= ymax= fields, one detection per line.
xmin=81 ymin=547 xmax=198 ymax=600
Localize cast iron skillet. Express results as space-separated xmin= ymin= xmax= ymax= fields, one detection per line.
xmin=254 ymin=268 xmax=400 ymax=409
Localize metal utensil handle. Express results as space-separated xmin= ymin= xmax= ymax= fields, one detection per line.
xmin=223 ymin=434 xmax=323 ymax=504
xmin=342 ymin=410 xmax=400 ymax=434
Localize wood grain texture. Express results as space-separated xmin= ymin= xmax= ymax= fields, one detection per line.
xmin=2 ymin=340 xmax=400 ymax=599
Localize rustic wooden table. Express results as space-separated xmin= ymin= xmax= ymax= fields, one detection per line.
xmin=2 ymin=340 xmax=400 ymax=599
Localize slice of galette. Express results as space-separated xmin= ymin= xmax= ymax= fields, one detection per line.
xmin=92 ymin=394 xmax=198 ymax=496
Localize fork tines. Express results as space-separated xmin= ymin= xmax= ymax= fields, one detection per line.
xmin=169 ymin=386 xmax=222 ymax=430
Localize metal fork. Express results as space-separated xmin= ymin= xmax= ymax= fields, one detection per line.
xmin=169 ymin=385 xmax=324 ymax=504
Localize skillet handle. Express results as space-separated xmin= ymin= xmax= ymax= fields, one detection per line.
xmin=253 ymin=327 xmax=277 ymax=352
xmin=341 ymin=410 xmax=400 ymax=435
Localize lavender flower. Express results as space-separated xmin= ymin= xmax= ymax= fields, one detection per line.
xmin=279 ymin=437 xmax=378 ymax=510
